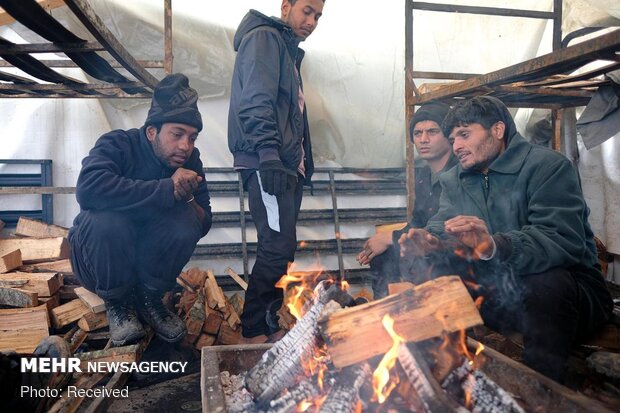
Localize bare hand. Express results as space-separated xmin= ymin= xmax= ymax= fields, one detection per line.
xmin=171 ymin=168 xmax=203 ymax=201
xmin=444 ymin=215 xmax=493 ymax=259
xmin=356 ymin=231 xmax=393 ymax=265
xmin=398 ymin=228 xmax=440 ymax=258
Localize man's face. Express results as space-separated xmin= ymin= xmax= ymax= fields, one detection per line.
xmin=412 ymin=120 xmax=452 ymax=162
xmin=281 ymin=0 xmax=324 ymax=40
xmin=449 ymin=122 xmax=505 ymax=173
xmin=146 ymin=123 xmax=198 ymax=169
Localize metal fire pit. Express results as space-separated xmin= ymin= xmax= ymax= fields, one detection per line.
xmin=201 ymin=341 xmax=611 ymax=413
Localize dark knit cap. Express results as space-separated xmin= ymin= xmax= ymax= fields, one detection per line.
xmin=409 ymin=101 xmax=451 ymax=140
xmin=145 ymin=73 xmax=203 ymax=131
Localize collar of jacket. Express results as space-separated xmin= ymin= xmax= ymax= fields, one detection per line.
xmin=247 ymin=9 xmax=304 ymax=64
xmin=139 ymin=125 xmax=174 ymax=173
xmin=458 ymin=132 xmax=532 ymax=178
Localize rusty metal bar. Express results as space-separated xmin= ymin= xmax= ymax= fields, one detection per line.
xmin=552 ymin=0 xmax=562 ymax=51
xmin=493 ymin=85 xmax=593 ymax=98
xmin=328 ymin=171 xmax=345 ymax=281
xmin=412 ymin=70 xmax=478 ymax=80
xmin=521 ymin=61 xmax=620 ymax=87
xmin=164 ymin=0 xmax=173 ymax=74
xmin=0 ymin=81 xmax=144 ymax=91
xmin=411 ymin=2 xmax=556 ymax=20
xmin=0 ymin=59 xmax=165 ymax=68
xmin=0 ymin=42 xmax=105 ymax=54
xmin=405 ymin=0 xmax=415 ymax=222
xmin=63 ymin=0 xmax=160 ymax=88
xmin=0 ymin=92 xmax=152 ymax=99
xmin=552 ymin=109 xmax=563 ymax=151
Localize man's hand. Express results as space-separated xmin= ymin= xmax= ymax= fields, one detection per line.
xmin=356 ymin=231 xmax=393 ymax=265
xmin=398 ymin=228 xmax=440 ymax=258
xmin=259 ymin=160 xmax=289 ymax=196
xmin=444 ymin=215 xmax=494 ymax=260
xmin=171 ymin=168 xmax=203 ymax=201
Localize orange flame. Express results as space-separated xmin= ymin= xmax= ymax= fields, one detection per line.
xmin=371 ymin=315 xmax=405 ymax=404
xmin=275 ymin=263 xmax=326 ymax=320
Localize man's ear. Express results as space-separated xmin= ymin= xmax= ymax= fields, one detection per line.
xmin=281 ymin=0 xmax=291 ymax=19
xmin=492 ymin=121 xmax=506 ymax=141
xmin=145 ymin=125 xmax=157 ymax=142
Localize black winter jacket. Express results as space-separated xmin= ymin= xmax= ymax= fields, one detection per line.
xmin=72 ymin=127 xmax=212 ymax=236
xmin=227 ymin=10 xmax=314 ymax=183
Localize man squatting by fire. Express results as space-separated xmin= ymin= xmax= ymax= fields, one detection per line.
xmin=357 ymin=102 xmax=458 ymax=298
xmin=69 ymin=74 xmax=212 ymax=346
xmin=399 ymin=96 xmax=613 ymax=382
xmin=228 ymin=0 xmax=325 ymax=343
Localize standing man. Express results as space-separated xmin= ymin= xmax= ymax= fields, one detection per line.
xmin=400 ymin=96 xmax=613 ymax=382
xmin=357 ymin=102 xmax=458 ymax=297
xmin=228 ymin=0 xmax=325 ymax=343
xmin=69 ymin=74 xmax=212 ymax=346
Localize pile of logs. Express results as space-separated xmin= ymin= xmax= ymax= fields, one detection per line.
xmin=223 ymin=276 xmax=537 ymax=413
xmin=175 ymin=267 xmax=245 ymax=350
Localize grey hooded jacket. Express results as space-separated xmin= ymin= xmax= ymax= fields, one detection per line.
xmin=227 ymin=10 xmax=314 ymax=183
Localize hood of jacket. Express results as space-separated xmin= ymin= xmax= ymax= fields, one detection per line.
xmin=233 ymin=9 xmax=300 ymax=52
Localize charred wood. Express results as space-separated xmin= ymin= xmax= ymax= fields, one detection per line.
xmin=266 ymin=378 xmax=321 ymax=413
xmin=319 ymin=363 xmax=370 ymax=413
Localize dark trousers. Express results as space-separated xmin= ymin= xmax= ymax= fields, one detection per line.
xmin=471 ymin=265 xmax=611 ymax=382
xmin=241 ymin=171 xmax=304 ymax=337
xmin=68 ymin=203 xmax=203 ymax=301
xmin=370 ymin=245 xmax=401 ymax=299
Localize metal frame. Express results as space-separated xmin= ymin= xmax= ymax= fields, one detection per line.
xmin=404 ymin=0 xmax=620 ymax=219
xmin=0 ymin=159 xmax=53 ymax=225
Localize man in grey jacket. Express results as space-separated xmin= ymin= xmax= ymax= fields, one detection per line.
xmin=228 ymin=0 xmax=325 ymax=343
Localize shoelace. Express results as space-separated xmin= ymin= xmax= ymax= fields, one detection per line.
xmin=109 ymin=302 xmax=138 ymax=324
xmin=143 ymin=292 xmax=171 ymax=321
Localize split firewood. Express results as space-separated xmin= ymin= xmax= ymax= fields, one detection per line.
xmin=0 ymin=249 xmax=22 ymax=273
xmin=0 ymin=237 xmax=69 ymax=263
xmin=225 ymin=300 xmax=241 ymax=329
xmin=398 ymin=343 xmax=462 ymax=413
xmin=0 ymin=271 xmax=61 ymax=296
xmin=18 ymin=258 xmax=73 ymax=275
xmin=205 ymin=269 xmax=226 ymax=311
xmin=176 ymin=289 xmax=198 ymax=314
xmin=319 ymin=363 xmax=371 ymax=413
xmin=319 ymin=276 xmax=483 ymax=368
xmin=267 ymin=378 xmax=321 ymax=413
xmin=225 ymin=267 xmax=248 ymax=291
xmin=0 ymin=304 xmax=49 ymax=353
xmin=75 ymin=286 xmax=106 ymax=313
xmin=195 ymin=333 xmax=217 ymax=348
xmin=59 ymin=284 xmax=79 ymax=301
xmin=245 ymin=283 xmax=342 ymax=406
xmin=216 ymin=323 xmax=241 ymax=345
xmin=442 ymin=360 xmax=525 ymax=413
xmin=277 ymin=303 xmax=296 ymax=331
xmin=75 ymin=343 xmax=141 ymax=370
xmin=203 ymin=305 xmax=223 ymax=335
xmin=176 ymin=274 xmax=197 ymax=293
xmin=0 ymin=286 xmax=38 ymax=307
xmin=183 ymin=267 xmax=208 ymax=290
xmin=69 ymin=328 xmax=89 ymax=353
xmin=39 ymin=294 xmax=61 ymax=311
xmin=228 ymin=292 xmax=244 ymax=316
xmin=15 ymin=217 xmax=69 ymax=238
xmin=50 ymin=298 xmax=90 ymax=329
xmin=186 ymin=292 xmax=206 ymax=340
xmin=78 ymin=311 xmax=109 ymax=332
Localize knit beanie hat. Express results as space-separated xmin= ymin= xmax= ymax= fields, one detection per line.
xmin=409 ymin=101 xmax=451 ymax=140
xmin=145 ymin=73 xmax=203 ymax=132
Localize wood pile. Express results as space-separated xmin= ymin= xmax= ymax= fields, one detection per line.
xmin=176 ymin=267 xmax=245 ymax=350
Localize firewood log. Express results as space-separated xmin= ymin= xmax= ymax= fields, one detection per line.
xmin=244 ymin=283 xmax=342 ymax=406
xmin=266 ymin=378 xmax=321 ymax=413
xmin=319 ymin=363 xmax=371 ymax=413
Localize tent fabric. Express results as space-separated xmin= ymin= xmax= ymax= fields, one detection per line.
xmin=1 ymin=0 xmax=620 ymax=272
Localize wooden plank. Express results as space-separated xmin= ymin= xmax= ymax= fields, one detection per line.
xmin=75 ymin=286 xmax=106 ymax=313
xmin=224 ymin=267 xmax=248 ymax=291
xmin=50 ymin=299 xmax=90 ymax=329
xmin=0 ymin=305 xmax=49 ymax=353
xmin=78 ymin=311 xmax=108 ymax=332
xmin=0 ymin=249 xmax=22 ymax=273
xmin=388 ymin=281 xmax=414 ymax=295
xmin=15 ymin=217 xmax=69 ymax=238
xmin=0 ymin=237 xmax=69 ymax=262
xmin=19 ymin=258 xmax=73 ymax=275
xmin=0 ymin=271 xmax=61 ymax=296
xmin=205 ymin=269 xmax=226 ymax=310
xmin=0 ymin=286 xmax=37 ymax=307
xmin=319 ymin=276 xmax=483 ymax=368
xmin=39 ymin=293 xmax=61 ymax=311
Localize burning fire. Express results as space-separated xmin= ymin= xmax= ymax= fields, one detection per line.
xmin=371 ymin=314 xmax=405 ymax=404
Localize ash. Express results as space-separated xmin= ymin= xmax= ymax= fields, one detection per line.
xmin=220 ymin=371 xmax=256 ymax=413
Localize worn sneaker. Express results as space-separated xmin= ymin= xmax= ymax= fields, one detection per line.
xmin=106 ymin=299 xmax=146 ymax=346
xmin=136 ymin=287 xmax=186 ymax=343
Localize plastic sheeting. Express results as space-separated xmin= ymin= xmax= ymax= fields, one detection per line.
xmin=1 ymin=0 xmax=619 ymax=263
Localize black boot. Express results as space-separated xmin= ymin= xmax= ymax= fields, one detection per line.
xmin=136 ymin=286 xmax=186 ymax=343
xmin=106 ymin=298 xmax=146 ymax=346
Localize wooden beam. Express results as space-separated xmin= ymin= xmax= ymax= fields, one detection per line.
xmin=19 ymin=258 xmax=73 ymax=275
xmin=413 ymin=29 xmax=620 ymax=104
xmin=411 ymin=2 xmax=556 ymax=20
xmin=16 ymin=217 xmax=69 ymax=238
xmin=319 ymin=276 xmax=483 ymax=368
xmin=0 ymin=0 xmax=66 ymax=27
xmin=75 ymin=286 xmax=106 ymax=313
xmin=224 ymin=267 xmax=248 ymax=291
xmin=0 ymin=237 xmax=69 ymax=262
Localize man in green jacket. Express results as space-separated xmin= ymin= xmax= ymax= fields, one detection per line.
xmin=400 ymin=96 xmax=612 ymax=382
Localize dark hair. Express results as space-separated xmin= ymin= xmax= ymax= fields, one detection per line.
xmin=288 ymin=0 xmax=326 ymax=4
xmin=442 ymin=96 xmax=506 ymax=138
xmin=146 ymin=123 xmax=163 ymax=133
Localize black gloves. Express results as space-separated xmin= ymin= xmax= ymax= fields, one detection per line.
xmin=259 ymin=160 xmax=289 ymax=196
